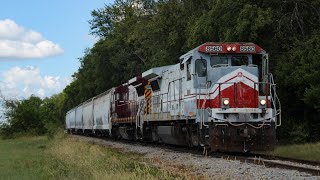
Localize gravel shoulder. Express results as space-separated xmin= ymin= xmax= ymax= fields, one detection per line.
xmin=70 ymin=135 xmax=318 ymax=179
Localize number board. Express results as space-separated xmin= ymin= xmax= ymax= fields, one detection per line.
xmin=240 ymin=46 xmax=256 ymax=52
xmin=205 ymin=45 xmax=223 ymax=52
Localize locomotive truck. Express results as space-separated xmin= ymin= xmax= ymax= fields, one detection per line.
xmin=66 ymin=42 xmax=281 ymax=152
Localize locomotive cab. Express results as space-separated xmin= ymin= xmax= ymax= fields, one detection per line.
xmin=112 ymin=85 xmax=130 ymax=119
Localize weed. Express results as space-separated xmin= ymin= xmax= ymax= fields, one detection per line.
xmin=271 ymin=142 xmax=320 ymax=161
xmin=0 ymin=135 xmax=187 ymax=179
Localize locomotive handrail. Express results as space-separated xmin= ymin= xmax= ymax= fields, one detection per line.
xmin=136 ymin=99 xmax=144 ymax=129
xmin=212 ymin=116 xmax=268 ymax=129
xmin=136 ymin=73 xmax=281 ymax=129
xmin=209 ymin=78 xmax=280 ymax=129
xmin=269 ymin=73 xmax=281 ymax=127
xmin=216 ymin=82 xmax=237 ymax=108
xmin=167 ymin=78 xmax=184 ymax=116
xmin=197 ymin=81 xmax=210 ymax=129
xmin=202 ymin=82 xmax=210 ymax=128
xmin=253 ymin=81 xmax=270 ymax=109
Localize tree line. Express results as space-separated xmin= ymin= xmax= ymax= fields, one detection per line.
xmin=0 ymin=93 xmax=65 ymax=138
xmin=1 ymin=0 xmax=320 ymax=143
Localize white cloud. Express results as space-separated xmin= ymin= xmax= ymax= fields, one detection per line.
xmin=1 ymin=66 xmax=71 ymax=98
xmin=0 ymin=19 xmax=63 ymax=59
xmin=37 ymin=88 xmax=45 ymax=98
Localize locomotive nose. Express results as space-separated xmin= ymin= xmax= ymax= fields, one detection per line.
xmin=238 ymin=127 xmax=256 ymax=138
xmin=209 ymin=123 xmax=276 ymax=152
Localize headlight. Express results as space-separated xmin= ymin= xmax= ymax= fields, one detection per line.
xmin=260 ymin=99 xmax=266 ymax=105
xmin=223 ymin=99 xmax=229 ymax=105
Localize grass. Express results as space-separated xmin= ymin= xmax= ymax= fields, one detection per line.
xmin=270 ymin=142 xmax=320 ymax=161
xmin=0 ymin=133 xmax=185 ymax=180
xmin=0 ymin=136 xmax=51 ymax=179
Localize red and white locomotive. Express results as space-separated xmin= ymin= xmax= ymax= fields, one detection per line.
xmin=66 ymin=42 xmax=281 ymax=152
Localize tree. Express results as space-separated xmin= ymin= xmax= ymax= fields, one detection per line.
xmin=1 ymin=95 xmax=44 ymax=137
xmin=0 ymin=93 xmax=66 ymax=138
xmin=60 ymin=0 xmax=320 ymax=143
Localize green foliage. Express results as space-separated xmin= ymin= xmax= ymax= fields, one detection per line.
xmin=0 ymin=93 xmax=65 ymax=139
xmin=60 ymin=0 xmax=320 ymax=143
xmin=277 ymin=118 xmax=308 ymax=144
xmin=271 ymin=142 xmax=320 ymax=161
xmin=2 ymin=0 xmax=318 ymax=144
xmin=41 ymin=93 xmax=66 ymax=138
xmin=276 ymin=31 xmax=320 ymax=142
xmin=1 ymin=96 xmax=44 ymax=137
xmin=62 ymin=0 xmax=319 ymax=144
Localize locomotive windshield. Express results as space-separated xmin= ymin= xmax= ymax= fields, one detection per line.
xmin=210 ymin=55 xmax=250 ymax=67
xmin=231 ymin=56 xmax=249 ymax=66
xmin=210 ymin=56 xmax=228 ymax=67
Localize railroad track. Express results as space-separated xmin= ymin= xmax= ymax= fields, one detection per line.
xmin=137 ymin=141 xmax=320 ymax=176
xmin=71 ymin=134 xmax=320 ymax=176
xmin=161 ymin=145 xmax=320 ymax=176
xmin=219 ymin=154 xmax=320 ymax=176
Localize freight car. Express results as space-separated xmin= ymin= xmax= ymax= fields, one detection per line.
xmin=66 ymin=42 xmax=281 ymax=153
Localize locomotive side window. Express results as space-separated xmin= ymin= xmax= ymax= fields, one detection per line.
xmin=231 ymin=56 xmax=249 ymax=66
xmin=210 ymin=55 xmax=228 ymax=67
xmin=150 ymin=80 xmax=160 ymax=91
xmin=186 ymin=60 xmax=191 ymax=81
xmin=252 ymin=54 xmax=263 ymax=80
xmin=195 ymin=59 xmax=207 ymax=77
xmin=115 ymin=93 xmax=128 ymax=101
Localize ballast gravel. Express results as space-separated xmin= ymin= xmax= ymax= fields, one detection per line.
xmin=71 ymin=135 xmax=318 ymax=179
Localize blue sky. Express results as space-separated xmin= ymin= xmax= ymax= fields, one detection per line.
xmin=0 ymin=0 xmax=114 ymax=99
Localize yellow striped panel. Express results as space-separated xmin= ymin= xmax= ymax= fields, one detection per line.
xmin=144 ymin=81 xmax=152 ymax=114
